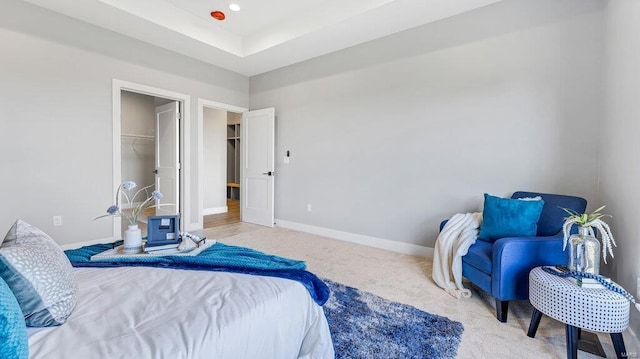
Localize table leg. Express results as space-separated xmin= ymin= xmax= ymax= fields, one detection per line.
xmin=527 ymin=309 xmax=543 ymax=338
xmin=610 ymin=333 xmax=626 ymax=359
xmin=566 ymin=325 xmax=578 ymax=359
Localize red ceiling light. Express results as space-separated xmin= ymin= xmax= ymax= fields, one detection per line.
xmin=210 ymin=11 xmax=225 ymax=21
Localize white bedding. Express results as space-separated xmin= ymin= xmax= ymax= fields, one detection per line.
xmin=28 ymin=267 xmax=334 ymax=359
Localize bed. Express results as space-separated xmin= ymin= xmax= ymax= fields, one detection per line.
xmin=0 ymin=220 xmax=334 ymax=359
xmin=28 ymin=267 xmax=334 ymax=358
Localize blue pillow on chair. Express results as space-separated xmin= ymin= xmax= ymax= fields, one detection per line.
xmin=0 ymin=276 xmax=28 ymax=359
xmin=478 ymin=193 xmax=544 ymax=242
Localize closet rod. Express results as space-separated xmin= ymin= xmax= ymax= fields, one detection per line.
xmin=121 ymin=133 xmax=155 ymax=140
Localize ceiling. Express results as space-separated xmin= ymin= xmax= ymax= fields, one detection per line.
xmin=22 ymin=0 xmax=503 ymax=76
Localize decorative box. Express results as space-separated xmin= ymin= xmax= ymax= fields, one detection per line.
xmin=146 ymin=215 xmax=180 ymax=247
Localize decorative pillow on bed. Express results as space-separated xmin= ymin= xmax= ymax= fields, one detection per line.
xmin=0 ymin=276 xmax=28 ymax=359
xmin=478 ymin=193 xmax=544 ymax=242
xmin=0 ymin=220 xmax=78 ymax=327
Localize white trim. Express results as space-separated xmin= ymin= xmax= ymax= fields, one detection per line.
xmin=59 ymin=237 xmax=114 ymax=250
xmin=111 ymin=82 xmax=122 ymax=247
xmin=112 ymin=79 xmax=193 ymax=236
xmin=120 ymin=201 xmax=145 ymax=210
xmin=199 ymin=99 xmax=247 ymax=114
xmin=197 ymin=98 xmax=248 ymax=229
xmin=275 ymin=219 xmax=433 ymax=258
xmin=203 ymin=206 xmax=228 ymax=215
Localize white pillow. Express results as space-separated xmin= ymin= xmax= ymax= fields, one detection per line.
xmin=518 ymin=196 xmax=543 ymax=201
xmin=0 ymin=220 xmax=78 ymax=327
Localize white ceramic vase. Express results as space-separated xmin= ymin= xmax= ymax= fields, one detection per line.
xmin=123 ymin=224 xmax=142 ymax=254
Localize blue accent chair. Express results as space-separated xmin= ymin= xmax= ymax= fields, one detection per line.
xmin=443 ymin=191 xmax=587 ymax=322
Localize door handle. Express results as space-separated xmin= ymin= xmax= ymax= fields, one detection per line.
xmin=262 ymin=171 xmax=274 ymax=176
xmin=153 ymin=169 xmax=158 ymax=174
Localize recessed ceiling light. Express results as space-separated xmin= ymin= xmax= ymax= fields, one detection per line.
xmin=229 ymin=3 xmax=241 ymax=12
xmin=210 ymin=11 xmax=225 ymax=20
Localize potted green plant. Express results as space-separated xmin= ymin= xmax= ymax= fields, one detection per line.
xmin=561 ymin=205 xmax=616 ymax=274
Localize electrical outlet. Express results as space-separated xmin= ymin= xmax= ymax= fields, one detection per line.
xmin=306 ymin=204 xmax=312 ymax=212
xmin=53 ymin=216 xmax=62 ymax=227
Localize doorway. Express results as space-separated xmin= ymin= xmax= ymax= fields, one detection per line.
xmin=198 ymin=100 xmax=275 ymax=229
xmin=200 ymin=102 xmax=245 ymax=229
xmin=112 ymin=80 xmax=191 ymax=239
xmin=120 ymin=91 xmax=180 ymax=235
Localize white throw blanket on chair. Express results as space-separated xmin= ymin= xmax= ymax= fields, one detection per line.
xmin=432 ymin=212 xmax=482 ymax=299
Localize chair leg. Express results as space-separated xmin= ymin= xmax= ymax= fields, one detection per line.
xmin=496 ymin=299 xmax=508 ymax=322
xmin=527 ymin=309 xmax=543 ymax=338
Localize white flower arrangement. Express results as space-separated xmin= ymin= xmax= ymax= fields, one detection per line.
xmin=561 ymin=205 xmax=617 ymax=263
xmin=95 ymin=181 xmax=165 ymax=226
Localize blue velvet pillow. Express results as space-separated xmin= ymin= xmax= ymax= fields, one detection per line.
xmin=0 ymin=276 xmax=29 ymax=359
xmin=478 ymin=193 xmax=544 ymax=242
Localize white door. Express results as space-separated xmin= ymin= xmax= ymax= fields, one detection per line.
xmin=241 ymin=108 xmax=275 ymax=227
xmin=155 ymin=102 xmax=180 ymax=216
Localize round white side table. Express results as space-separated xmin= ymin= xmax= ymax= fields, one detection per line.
xmin=527 ymin=267 xmax=629 ymax=359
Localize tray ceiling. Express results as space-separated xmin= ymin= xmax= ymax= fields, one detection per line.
xmin=22 ymin=0 xmax=503 ymax=76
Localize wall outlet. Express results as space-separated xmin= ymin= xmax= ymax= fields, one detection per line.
xmin=306 ymin=204 xmax=312 ymax=212
xmin=53 ymin=216 xmax=62 ymax=227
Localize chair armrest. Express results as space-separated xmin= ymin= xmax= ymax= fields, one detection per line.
xmin=491 ymin=233 xmax=565 ymax=300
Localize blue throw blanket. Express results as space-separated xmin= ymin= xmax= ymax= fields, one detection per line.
xmin=65 ymin=242 xmax=330 ymax=305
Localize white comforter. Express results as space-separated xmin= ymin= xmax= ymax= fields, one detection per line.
xmin=28 ymin=267 xmax=334 ymax=359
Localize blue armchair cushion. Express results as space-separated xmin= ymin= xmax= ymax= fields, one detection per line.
xmin=478 ymin=194 xmax=544 ymax=242
xmin=461 ymin=239 xmax=493 ymax=275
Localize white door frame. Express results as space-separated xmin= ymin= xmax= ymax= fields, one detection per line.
xmin=197 ymin=98 xmax=248 ymax=226
xmin=112 ymin=79 xmax=191 ymax=237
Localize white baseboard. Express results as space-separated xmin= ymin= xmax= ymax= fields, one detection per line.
xmin=275 ymin=219 xmax=433 ymax=258
xmin=203 ymin=206 xmax=228 ymax=215
xmin=60 ymin=221 xmax=434 ymax=257
xmin=183 ymin=222 xmax=203 ymax=232
xmin=59 ymin=237 xmax=114 ymax=250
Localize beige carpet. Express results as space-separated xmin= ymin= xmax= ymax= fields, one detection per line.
xmin=203 ymin=223 xmax=639 ymax=359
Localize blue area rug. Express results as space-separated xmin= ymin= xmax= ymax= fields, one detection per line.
xmin=323 ymin=279 xmax=464 ymax=359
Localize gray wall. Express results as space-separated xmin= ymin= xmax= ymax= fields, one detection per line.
xmin=121 ymin=91 xmax=156 ymax=197
xmin=600 ymin=0 xmax=640 ymax=343
xmin=0 ymin=0 xmax=248 ymax=246
xmin=250 ymin=0 xmax=605 ymax=247
xmin=203 ymin=107 xmax=227 ymax=211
